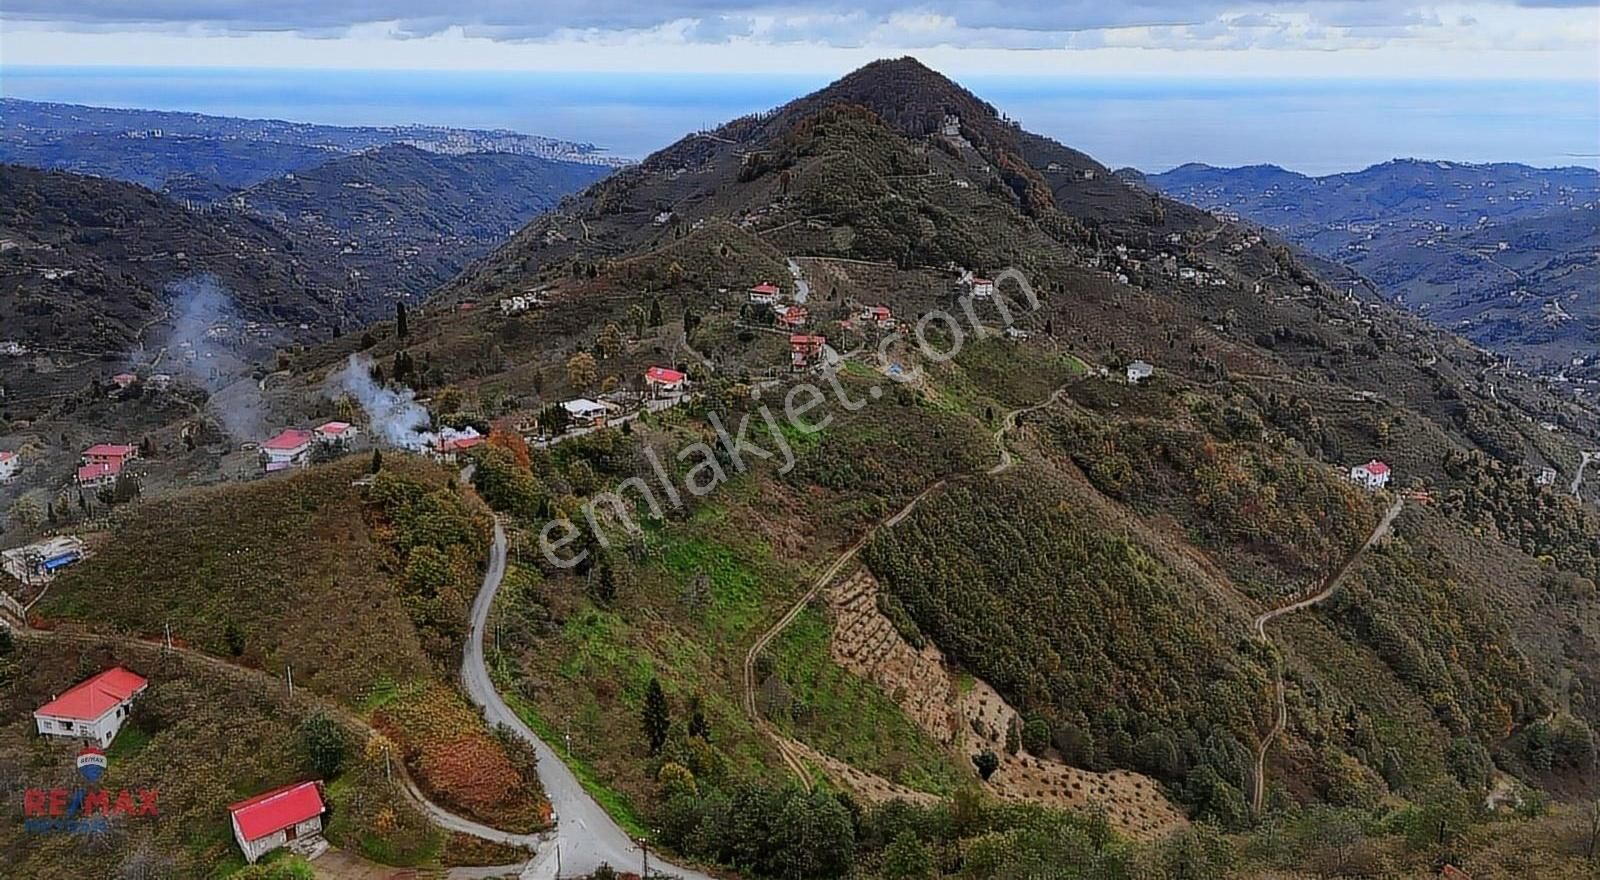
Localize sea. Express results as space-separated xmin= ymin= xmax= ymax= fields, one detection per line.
xmin=3 ymin=66 xmax=1597 ymax=175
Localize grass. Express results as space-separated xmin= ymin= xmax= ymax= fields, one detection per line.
xmin=767 ymin=604 xmax=968 ymax=795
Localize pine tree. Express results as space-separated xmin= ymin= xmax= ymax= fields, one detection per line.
xmin=643 ymin=678 xmax=670 ymax=756
xmin=688 ymin=693 xmax=711 ymax=741
xmin=396 ymin=302 xmax=410 ymax=339
xmin=370 ymin=449 xmax=384 ymax=474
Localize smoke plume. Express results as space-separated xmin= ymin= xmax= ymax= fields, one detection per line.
xmin=326 ymin=354 xmax=432 ymax=450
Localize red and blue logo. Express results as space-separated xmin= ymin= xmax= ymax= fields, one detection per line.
xmin=75 ymin=748 xmax=107 ymax=784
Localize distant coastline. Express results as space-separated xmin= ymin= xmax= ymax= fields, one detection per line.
xmin=4 ymin=65 xmax=1597 ymax=174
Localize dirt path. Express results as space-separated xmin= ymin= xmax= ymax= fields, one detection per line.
xmin=1249 ymin=496 xmax=1405 ymax=812
xmin=741 ymin=377 xmax=1076 ymax=794
xmin=1573 ymin=451 xmax=1599 ymax=499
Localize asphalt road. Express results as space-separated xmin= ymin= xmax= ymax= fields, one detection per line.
xmin=462 ymin=522 xmax=716 ymax=880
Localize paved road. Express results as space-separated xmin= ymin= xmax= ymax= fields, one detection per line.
xmin=787 ymin=258 xmax=810 ymax=304
xmin=1574 ymin=451 xmax=1598 ymax=499
xmin=1249 ymin=496 xmax=1405 ymax=811
xmin=462 ymin=523 xmax=716 ymax=880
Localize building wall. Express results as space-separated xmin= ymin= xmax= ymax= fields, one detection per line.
xmin=34 ymin=704 xmax=130 ymax=747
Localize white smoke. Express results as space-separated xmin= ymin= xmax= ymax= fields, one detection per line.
xmin=326 ymin=354 xmax=432 ymax=450
xmin=164 ymin=275 xmax=266 ymax=441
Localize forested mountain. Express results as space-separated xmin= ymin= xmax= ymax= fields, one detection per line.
xmin=1146 ymin=159 xmax=1600 ymax=367
xmin=244 ymin=57 xmax=1600 ymax=877
xmin=237 ymin=144 xmax=610 ymax=297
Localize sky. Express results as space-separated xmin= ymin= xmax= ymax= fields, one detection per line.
xmin=1 ymin=2 xmax=1597 ymax=171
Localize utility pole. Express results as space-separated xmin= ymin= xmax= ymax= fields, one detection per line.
xmin=286 ymin=665 xmax=294 ymax=697
xmin=163 ymin=621 xmax=172 ymax=652
xmin=639 ymin=837 xmax=649 ymax=878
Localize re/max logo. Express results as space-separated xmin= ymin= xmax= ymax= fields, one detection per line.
xmin=22 ymin=787 xmax=160 ymax=834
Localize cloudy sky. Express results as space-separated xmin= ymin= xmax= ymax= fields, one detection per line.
xmin=2 ymin=0 xmax=1598 ymax=79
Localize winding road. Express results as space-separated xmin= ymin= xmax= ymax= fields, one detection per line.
xmin=463 ymin=523 xmax=716 ymax=880
xmin=1249 ymin=496 xmax=1405 ymax=813
xmin=1574 ymin=451 xmax=1599 ymax=500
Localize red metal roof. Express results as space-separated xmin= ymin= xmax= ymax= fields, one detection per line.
xmin=262 ymin=429 xmax=314 ymax=451
xmin=750 ymin=282 xmax=780 ymax=295
xmin=36 ymin=667 xmax=147 ymax=722
xmin=229 ymin=781 xmax=325 ymax=842
xmin=1360 ymin=460 xmax=1391 ymax=476
xmin=0 ymin=451 xmax=15 ymax=462
xmin=645 ymin=366 xmax=686 ymax=384
xmin=316 ymin=421 xmax=352 ymax=434
xmin=78 ymin=459 xmax=124 ymax=484
xmin=84 ymin=443 xmax=136 ymax=459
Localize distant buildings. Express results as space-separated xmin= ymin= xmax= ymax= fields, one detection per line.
xmin=230 ymin=780 xmax=328 ymax=864
xmin=33 ymin=667 xmax=148 ymax=748
xmin=261 ymin=429 xmax=315 ymax=472
xmin=0 ymin=450 xmax=18 ymax=483
xmin=1126 ymin=361 xmax=1155 ymax=384
xmin=1349 ymin=460 xmax=1392 ymax=491
xmin=2 ymin=536 xmax=88 ymax=585
xmin=644 ymin=366 xmax=687 ymax=395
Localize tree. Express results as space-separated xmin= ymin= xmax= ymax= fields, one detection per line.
xmin=371 ymin=449 xmax=384 ymax=474
xmin=973 ymin=749 xmax=999 ymax=781
xmin=649 ymin=296 xmax=664 ymax=327
xmin=643 ymin=678 xmax=670 ymax=756
xmin=882 ymin=830 xmax=934 ymax=880
xmin=596 ymin=323 xmax=624 ymax=360
xmin=567 ymin=352 xmax=598 ymax=390
xmin=397 ymin=302 xmax=410 ymax=339
xmin=300 ymin=712 xmax=346 ymax=778
xmin=688 ymin=693 xmax=712 ymax=742
xmin=9 ymin=495 xmax=43 ymax=529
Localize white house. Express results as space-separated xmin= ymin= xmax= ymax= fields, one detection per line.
xmin=644 ymin=366 xmax=687 ymax=395
xmin=33 ymin=667 xmax=148 ymax=748
xmin=262 ymin=429 xmax=315 ymax=472
xmin=858 ymin=306 xmax=894 ymax=329
xmin=1127 ymin=361 xmax=1155 ymax=384
xmin=1349 ymin=460 xmax=1392 ymax=491
xmin=429 ymin=427 xmax=484 ymax=463
xmin=0 ymin=450 xmax=19 ymax=483
xmin=1536 ymin=467 xmax=1558 ymax=487
xmin=230 ymin=780 xmax=328 ymax=864
xmin=563 ymin=399 xmax=613 ymax=429
xmin=748 ymin=282 xmax=781 ymax=305
xmin=968 ymin=277 xmax=995 ymax=299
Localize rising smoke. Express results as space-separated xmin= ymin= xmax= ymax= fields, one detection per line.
xmin=326 ymin=354 xmax=432 ymax=450
xmin=164 ymin=275 xmax=267 ymax=441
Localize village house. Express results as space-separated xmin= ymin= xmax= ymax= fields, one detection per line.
xmin=430 ymin=427 xmax=484 ymax=464
xmin=33 ymin=667 xmax=148 ymax=748
xmin=859 ymin=306 xmax=894 ymax=329
xmin=2 ymin=536 xmax=88 ymax=585
xmin=644 ymin=366 xmax=687 ymax=395
xmin=748 ymin=282 xmax=781 ymax=305
xmin=78 ymin=443 xmax=138 ymax=489
xmin=1536 ymin=467 xmax=1558 ymax=487
xmin=790 ymin=334 xmax=827 ymax=371
xmin=1004 ymin=326 xmax=1031 ymax=341
xmin=563 ymin=399 xmax=613 ymax=430
xmin=110 ymin=372 xmax=138 ymax=391
xmin=775 ymin=305 xmax=809 ymax=329
xmin=967 ymin=277 xmax=994 ymax=299
xmin=314 ymin=421 xmax=360 ymax=445
xmin=261 ymin=429 xmax=315 ymax=472
xmin=1349 ymin=460 xmax=1393 ymax=491
xmin=146 ymin=373 xmax=174 ymax=392
xmin=0 ymin=450 xmax=19 ymax=483
xmin=230 ymin=780 xmax=328 ymax=864
xmin=1126 ymin=360 xmax=1155 ymax=384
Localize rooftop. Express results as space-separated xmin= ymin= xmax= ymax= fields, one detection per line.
xmin=36 ymin=667 xmax=147 ymax=722
xmin=229 ymin=780 xmax=326 ymax=842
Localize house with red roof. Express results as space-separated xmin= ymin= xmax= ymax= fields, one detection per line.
xmin=33 ymin=667 xmax=148 ymax=748
xmin=77 ymin=460 xmax=125 ymax=489
xmin=0 ymin=450 xmax=19 ymax=484
xmin=775 ymin=305 xmax=809 ymax=329
xmin=859 ymin=305 xmax=894 ymax=328
xmin=790 ymin=334 xmax=827 ymax=371
xmin=967 ymin=277 xmax=994 ymax=299
xmin=110 ymin=372 xmax=138 ymax=391
xmin=748 ymin=282 xmax=781 ymax=305
xmin=644 ymin=366 xmax=687 ymax=395
xmin=229 ymin=780 xmax=328 ymax=864
xmin=84 ymin=444 xmax=138 ymax=468
xmin=430 ymin=427 xmax=485 ymax=463
xmin=1349 ymin=459 xmax=1392 ymax=491
xmin=313 ymin=421 xmax=359 ymax=445
xmin=262 ymin=429 xmax=315 ymax=472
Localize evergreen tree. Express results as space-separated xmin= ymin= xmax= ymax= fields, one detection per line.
xmin=643 ymin=677 xmax=670 ymax=756
xmin=300 ymin=712 xmax=346 ymax=778
xmin=370 ymin=448 xmax=384 ymax=474
xmin=396 ymin=302 xmax=410 ymax=339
